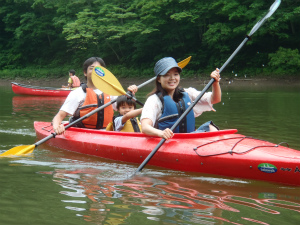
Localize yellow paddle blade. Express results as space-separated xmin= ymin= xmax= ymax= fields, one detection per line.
xmin=0 ymin=145 xmax=35 ymax=157
xmin=178 ymin=56 xmax=191 ymax=69
xmin=92 ymin=66 xmax=126 ymax=96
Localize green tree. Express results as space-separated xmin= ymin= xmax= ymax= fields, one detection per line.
xmin=0 ymin=0 xmax=299 ymax=77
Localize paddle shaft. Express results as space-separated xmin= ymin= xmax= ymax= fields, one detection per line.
xmin=34 ymin=77 xmax=156 ymax=148
xmin=135 ymin=0 xmax=281 ymax=173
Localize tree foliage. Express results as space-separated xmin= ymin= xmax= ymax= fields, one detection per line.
xmin=0 ymin=0 xmax=299 ymax=76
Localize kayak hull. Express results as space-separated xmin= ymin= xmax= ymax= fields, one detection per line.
xmin=11 ymin=82 xmax=71 ymax=97
xmin=34 ymin=121 xmax=300 ymax=186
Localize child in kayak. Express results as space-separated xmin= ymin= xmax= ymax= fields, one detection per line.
xmin=106 ymin=95 xmax=143 ymax=132
xmin=141 ymin=57 xmax=221 ymax=140
xmin=62 ymin=69 xmax=80 ymax=89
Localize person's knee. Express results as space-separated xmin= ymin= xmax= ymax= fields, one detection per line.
xmin=209 ymin=124 xmax=218 ymax=131
xmin=209 ymin=121 xmax=219 ymax=131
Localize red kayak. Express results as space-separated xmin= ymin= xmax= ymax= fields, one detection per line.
xmin=11 ymin=82 xmax=71 ymax=97
xmin=34 ymin=121 xmax=300 ymax=186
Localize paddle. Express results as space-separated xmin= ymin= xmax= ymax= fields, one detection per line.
xmin=0 ymin=79 xmax=149 ymax=157
xmin=91 ymin=65 xmax=144 ymax=106
xmin=91 ymin=56 xmax=192 ymax=102
xmin=1 ymin=56 xmax=191 ymax=157
xmin=134 ymin=0 xmax=281 ymax=174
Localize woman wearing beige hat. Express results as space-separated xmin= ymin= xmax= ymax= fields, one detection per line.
xmin=140 ymin=57 xmax=221 ymax=140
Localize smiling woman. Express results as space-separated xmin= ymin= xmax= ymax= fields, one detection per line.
xmin=140 ymin=57 xmax=221 ymax=140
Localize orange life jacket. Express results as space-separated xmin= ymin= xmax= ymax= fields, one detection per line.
xmin=71 ymin=75 xmax=81 ymax=87
xmin=76 ymin=86 xmax=113 ymax=129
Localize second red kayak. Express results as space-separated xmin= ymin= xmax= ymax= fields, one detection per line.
xmin=11 ymin=82 xmax=72 ymax=97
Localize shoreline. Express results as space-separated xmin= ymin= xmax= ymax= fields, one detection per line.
xmin=1 ymin=76 xmax=299 ymax=88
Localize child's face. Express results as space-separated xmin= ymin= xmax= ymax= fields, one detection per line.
xmin=119 ymin=103 xmax=135 ymax=115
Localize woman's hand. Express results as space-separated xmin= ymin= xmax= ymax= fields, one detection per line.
xmin=210 ymin=68 xmax=222 ymax=104
xmin=142 ymin=118 xmax=174 ymax=140
xmin=210 ymin=68 xmax=220 ymax=82
xmin=158 ymin=128 xmax=174 ymax=140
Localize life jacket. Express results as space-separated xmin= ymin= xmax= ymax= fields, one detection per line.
xmin=156 ymin=90 xmax=195 ymax=133
xmin=72 ymin=84 xmax=113 ymax=129
xmin=71 ymin=75 xmax=81 ymax=87
xmin=106 ymin=115 xmax=141 ymax=132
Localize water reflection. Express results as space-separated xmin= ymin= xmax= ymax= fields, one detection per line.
xmin=33 ymin=158 xmax=300 ymax=225
xmin=12 ymin=96 xmax=65 ymax=113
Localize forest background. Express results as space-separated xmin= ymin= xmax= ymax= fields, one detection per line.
xmin=0 ymin=0 xmax=299 ymax=80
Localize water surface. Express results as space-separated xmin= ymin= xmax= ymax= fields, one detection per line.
xmin=0 ymin=80 xmax=299 ymax=225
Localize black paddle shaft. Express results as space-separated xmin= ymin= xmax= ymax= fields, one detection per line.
xmin=34 ymin=99 xmax=117 ymax=147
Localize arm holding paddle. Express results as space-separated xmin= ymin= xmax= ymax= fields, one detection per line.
xmin=141 ymin=119 xmax=174 ymax=140
xmin=53 ymin=111 xmax=69 ymax=135
xmin=210 ymin=68 xmax=222 ymax=104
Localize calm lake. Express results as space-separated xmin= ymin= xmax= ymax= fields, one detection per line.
xmin=0 ymin=78 xmax=299 ymax=225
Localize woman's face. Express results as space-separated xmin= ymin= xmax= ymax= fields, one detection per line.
xmin=158 ymin=67 xmax=180 ymax=96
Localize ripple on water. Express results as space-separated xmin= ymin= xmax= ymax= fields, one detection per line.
xmin=0 ymin=128 xmax=36 ymax=136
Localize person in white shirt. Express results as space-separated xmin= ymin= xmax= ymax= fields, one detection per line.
xmin=53 ymin=57 xmax=137 ymax=135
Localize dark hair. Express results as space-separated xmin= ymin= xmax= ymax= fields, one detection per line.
xmin=69 ymin=69 xmax=76 ymax=75
xmin=147 ymin=74 xmax=183 ymax=102
xmin=83 ymin=57 xmax=106 ymax=73
xmin=116 ymin=95 xmax=136 ymax=110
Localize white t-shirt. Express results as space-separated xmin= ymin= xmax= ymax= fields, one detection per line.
xmin=140 ymin=87 xmax=215 ymax=126
xmin=114 ymin=116 xmax=124 ymax=131
xmin=60 ymin=87 xmax=117 ymax=116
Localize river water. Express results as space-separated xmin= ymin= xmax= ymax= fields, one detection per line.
xmin=0 ymin=79 xmax=299 ymax=225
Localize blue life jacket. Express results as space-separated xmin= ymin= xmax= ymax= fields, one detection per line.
xmin=156 ymin=91 xmax=195 ymax=133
